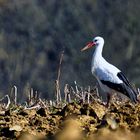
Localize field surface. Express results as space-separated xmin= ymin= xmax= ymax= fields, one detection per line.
xmin=0 ymin=98 xmax=140 ymax=140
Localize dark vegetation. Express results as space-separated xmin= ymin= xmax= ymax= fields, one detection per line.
xmin=0 ymin=0 xmax=139 ymax=100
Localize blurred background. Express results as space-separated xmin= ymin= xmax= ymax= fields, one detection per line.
xmin=0 ymin=0 xmax=139 ymax=101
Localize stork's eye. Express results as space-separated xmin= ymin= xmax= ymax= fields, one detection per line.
xmin=94 ymin=39 xmax=97 ymax=42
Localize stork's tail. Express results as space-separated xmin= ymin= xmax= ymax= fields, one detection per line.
xmin=125 ymin=86 xmax=138 ymax=103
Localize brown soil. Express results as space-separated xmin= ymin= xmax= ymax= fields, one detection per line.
xmin=0 ymin=100 xmax=140 ymax=140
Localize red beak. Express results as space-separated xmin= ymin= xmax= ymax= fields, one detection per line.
xmin=81 ymin=42 xmax=96 ymax=52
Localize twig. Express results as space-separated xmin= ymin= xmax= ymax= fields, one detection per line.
xmin=70 ymin=86 xmax=81 ymax=101
xmin=5 ymin=95 xmax=10 ymax=109
xmin=0 ymin=95 xmax=11 ymax=109
xmin=49 ymin=100 xmax=53 ymax=106
xmin=55 ymin=80 xmax=60 ymax=105
xmin=64 ymin=84 xmax=69 ymax=102
xmin=96 ymin=86 xmax=99 ymax=97
xmin=55 ymin=50 xmax=64 ymax=105
xmin=68 ymin=93 xmax=71 ymax=103
xmin=57 ymin=50 xmax=64 ymax=82
xmin=87 ymin=86 xmax=90 ymax=104
xmin=74 ymin=81 xmax=79 ymax=94
xmin=29 ymin=88 xmax=34 ymax=106
xmin=35 ymin=91 xmax=40 ymax=100
xmin=39 ymin=98 xmax=47 ymax=108
xmin=24 ymin=104 xmax=40 ymax=110
xmin=10 ymin=87 xmax=14 ymax=101
xmin=81 ymin=90 xmax=85 ymax=103
xmin=14 ymin=85 xmax=17 ymax=105
xmin=70 ymin=87 xmax=76 ymax=94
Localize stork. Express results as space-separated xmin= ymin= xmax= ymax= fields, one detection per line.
xmin=81 ymin=36 xmax=138 ymax=104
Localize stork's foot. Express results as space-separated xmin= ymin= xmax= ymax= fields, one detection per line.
xmin=100 ymin=102 xmax=109 ymax=108
xmin=102 ymin=93 xmax=112 ymax=108
xmin=98 ymin=93 xmax=112 ymax=108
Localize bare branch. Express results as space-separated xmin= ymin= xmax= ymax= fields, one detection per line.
xmin=0 ymin=95 xmax=11 ymax=109
xmin=24 ymin=104 xmax=40 ymax=110
xmin=14 ymin=85 xmax=17 ymax=105
xmin=55 ymin=50 xmax=64 ymax=105
xmin=39 ymin=98 xmax=47 ymax=108
xmin=74 ymin=81 xmax=79 ymax=94
xmin=87 ymin=86 xmax=90 ymax=104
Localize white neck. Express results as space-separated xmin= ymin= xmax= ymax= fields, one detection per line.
xmin=93 ymin=43 xmax=104 ymax=58
xmin=91 ymin=42 xmax=104 ymax=70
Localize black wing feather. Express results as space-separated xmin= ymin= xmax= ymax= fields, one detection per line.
xmin=101 ymin=72 xmax=138 ymax=103
xmin=117 ymin=72 xmax=134 ymax=90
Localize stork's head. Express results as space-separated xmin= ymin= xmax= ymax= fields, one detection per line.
xmin=81 ymin=36 xmax=104 ymax=51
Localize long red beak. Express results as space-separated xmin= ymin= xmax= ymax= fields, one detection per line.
xmin=81 ymin=42 xmax=96 ymax=52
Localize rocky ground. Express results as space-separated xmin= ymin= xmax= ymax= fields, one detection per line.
xmin=0 ymin=98 xmax=140 ymax=140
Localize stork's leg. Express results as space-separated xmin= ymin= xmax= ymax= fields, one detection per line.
xmin=100 ymin=93 xmax=112 ymax=107
xmin=106 ymin=93 xmax=112 ymax=107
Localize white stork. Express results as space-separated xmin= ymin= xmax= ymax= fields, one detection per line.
xmin=81 ymin=36 xmax=138 ymax=103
